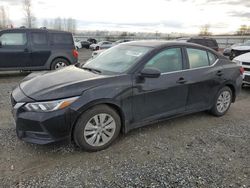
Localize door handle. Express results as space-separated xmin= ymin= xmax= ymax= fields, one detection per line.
xmin=176 ymin=77 xmax=187 ymax=84
xmin=216 ymin=70 xmax=223 ymax=76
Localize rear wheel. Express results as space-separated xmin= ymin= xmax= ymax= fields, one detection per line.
xmin=210 ymin=86 xmax=232 ymax=116
xmin=51 ymin=58 xmax=69 ymax=70
xmin=73 ymin=105 xmax=121 ymax=151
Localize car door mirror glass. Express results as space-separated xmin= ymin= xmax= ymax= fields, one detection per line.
xmin=140 ymin=68 xmax=161 ymax=78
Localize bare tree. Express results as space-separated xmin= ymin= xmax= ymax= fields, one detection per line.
xmin=237 ymin=25 xmax=249 ymax=35
xmin=54 ymin=17 xmax=62 ymax=30
xmin=66 ymin=18 xmax=76 ymax=33
xmin=199 ymin=24 xmax=212 ymax=36
xmin=0 ymin=6 xmax=7 ymax=29
xmin=23 ymin=0 xmax=36 ymax=28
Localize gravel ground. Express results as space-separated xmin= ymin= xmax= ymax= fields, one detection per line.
xmin=0 ymin=49 xmax=249 ymax=187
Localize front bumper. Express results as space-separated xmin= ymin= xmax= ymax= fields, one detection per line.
xmin=13 ymin=104 xmax=74 ymax=144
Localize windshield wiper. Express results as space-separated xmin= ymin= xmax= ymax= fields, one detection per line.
xmin=82 ymin=67 xmax=102 ymax=74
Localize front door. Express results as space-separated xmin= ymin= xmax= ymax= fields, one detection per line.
xmin=132 ymin=47 xmax=189 ymax=124
xmin=0 ymin=31 xmax=30 ymax=68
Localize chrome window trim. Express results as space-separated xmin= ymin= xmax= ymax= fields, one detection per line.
xmin=160 ymin=59 xmax=219 ymax=75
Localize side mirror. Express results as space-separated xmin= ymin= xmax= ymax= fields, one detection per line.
xmin=140 ymin=68 xmax=161 ymax=78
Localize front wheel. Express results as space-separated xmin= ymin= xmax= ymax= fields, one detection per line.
xmin=210 ymin=86 xmax=232 ymax=116
xmin=73 ymin=105 xmax=121 ymax=151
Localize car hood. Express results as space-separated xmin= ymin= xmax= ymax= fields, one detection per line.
xmin=233 ymin=52 xmax=250 ymax=62
xmin=19 ymin=66 xmax=110 ymax=101
xmin=232 ymin=45 xmax=250 ymax=51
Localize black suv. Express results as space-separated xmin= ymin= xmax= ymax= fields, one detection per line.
xmin=0 ymin=28 xmax=78 ymax=70
xmin=177 ymin=37 xmax=219 ymax=51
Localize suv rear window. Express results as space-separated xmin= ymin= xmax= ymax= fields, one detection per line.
xmin=31 ymin=32 xmax=48 ymax=45
xmin=50 ymin=33 xmax=73 ymax=45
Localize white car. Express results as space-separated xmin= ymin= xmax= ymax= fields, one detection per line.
xmin=90 ymin=41 xmax=113 ymax=51
xmin=233 ymin=52 xmax=250 ymax=85
xmin=74 ymin=39 xmax=82 ymax=49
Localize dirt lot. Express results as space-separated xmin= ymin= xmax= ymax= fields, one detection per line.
xmin=0 ymin=49 xmax=249 ymax=187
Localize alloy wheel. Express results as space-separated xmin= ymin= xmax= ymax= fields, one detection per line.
xmin=216 ymin=91 xmax=231 ymax=113
xmin=55 ymin=62 xmax=67 ymax=70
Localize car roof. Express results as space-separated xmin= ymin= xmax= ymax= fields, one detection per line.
xmin=1 ymin=28 xmax=72 ymax=34
xmin=125 ymin=40 xmax=210 ymax=49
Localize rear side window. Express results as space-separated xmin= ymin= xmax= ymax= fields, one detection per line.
xmin=31 ymin=32 xmax=48 ymax=45
xmin=208 ymin=52 xmax=217 ymax=65
xmin=145 ymin=48 xmax=183 ymax=73
xmin=0 ymin=33 xmax=27 ymax=46
xmin=187 ymin=48 xmax=209 ymax=69
xmin=50 ymin=33 xmax=73 ymax=45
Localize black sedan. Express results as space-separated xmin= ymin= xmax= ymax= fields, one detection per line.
xmin=80 ymin=40 xmax=91 ymax=49
xmin=11 ymin=41 xmax=243 ymax=151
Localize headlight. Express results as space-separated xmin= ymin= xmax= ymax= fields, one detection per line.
xmin=232 ymin=59 xmax=242 ymax=65
xmin=24 ymin=96 xmax=79 ymax=112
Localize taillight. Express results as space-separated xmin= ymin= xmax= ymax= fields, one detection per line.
xmin=73 ymin=49 xmax=78 ymax=59
xmin=240 ymin=67 xmax=244 ymax=75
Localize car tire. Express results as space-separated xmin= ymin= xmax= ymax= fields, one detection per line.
xmin=210 ymin=86 xmax=232 ymax=117
xmin=51 ymin=58 xmax=69 ymax=70
xmin=73 ymin=105 xmax=121 ymax=152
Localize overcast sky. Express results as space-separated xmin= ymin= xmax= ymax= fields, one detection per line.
xmin=1 ymin=0 xmax=250 ymax=34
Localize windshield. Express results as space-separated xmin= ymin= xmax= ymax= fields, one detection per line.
xmin=83 ymin=45 xmax=152 ymax=74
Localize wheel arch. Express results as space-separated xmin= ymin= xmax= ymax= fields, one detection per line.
xmin=50 ymin=56 xmax=71 ymax=69
xmin=70 ymin=100 xmax=126 ymax=142
xmin=225 ymin=83 xmax=236 ymax=103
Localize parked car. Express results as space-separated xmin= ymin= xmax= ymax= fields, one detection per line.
xmin=11 ymin=41 xmax=242 ymax=151
xmin=91 ymin=49 xmax=106 ymax=59
xmin=74 ymin=39 xmax=82 ymax=49
xmin=112 ymin=39 xmax=132 ymax=46
xmin=230 ymin=40 xmax=250 ymax=60
xmin=233 ymin=52 xmax=250 ymax=85
xmin=0 ymin=28 xmax=78 ymax=70
xmin=223 ymin=43 xmax=242 ymax=56
xmin=87 ymin=38 xmax=97 ymax=44
xmin=90 ymin=41 xmax=113 ymax=51
xmin=177 ymin=37 xmax=219 ymax=51
xmin=81 ymin=40 xmax=91 ymax=49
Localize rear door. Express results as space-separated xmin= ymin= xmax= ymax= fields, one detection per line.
xmin=184 ymin=47 xmax=223 ymax=111
xmin=29 ymin=31 xmax=51 ymax=67
xmin=0 ymin=31 xmax=30 ymax=68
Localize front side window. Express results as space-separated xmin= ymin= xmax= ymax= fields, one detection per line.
xmin=31 ymin=32 xmax=48 ymax=45
xmin=0 ymin=33 xmax=27 ymax=46
xmin=187 ymin=48 xmax=209 ymax=69
xmin=145 ymin=48 xmax=183 ymax=73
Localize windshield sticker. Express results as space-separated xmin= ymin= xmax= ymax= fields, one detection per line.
xmin=126 ymin=51 xmax=143 ymax=57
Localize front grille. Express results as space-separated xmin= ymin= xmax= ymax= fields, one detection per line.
xmin=232 ymin=50 xmax=250 ymax=58
xmin=244 ymin=75 xmax=250 ymax=83
xmin=10 ymin=95 xmax=17 ymax=107
xmin=242 ymin=62 xmax=250 ymax=66
xmin=244 ymin=67 xmax=250 ymax=72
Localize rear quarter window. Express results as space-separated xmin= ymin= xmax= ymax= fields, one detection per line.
xmin=50 ymin=33 xmax=73 ymax=45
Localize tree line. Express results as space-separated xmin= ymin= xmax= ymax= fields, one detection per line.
xmin=0 ymin=0 xmax=77 ymax=33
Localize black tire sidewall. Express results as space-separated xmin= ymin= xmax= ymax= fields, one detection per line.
xmin=211 ymin=86 xmax=232 ymax=116
xmin=73 ymin=105 xmax=121 ymax=152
